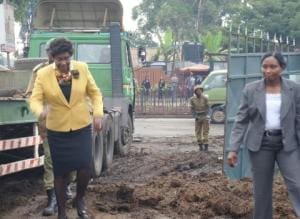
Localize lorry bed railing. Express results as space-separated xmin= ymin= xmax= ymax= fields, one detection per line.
xmin=33 ymin=0 xmax=123 ymax=30
xmin=0 ymin=125 xmax=43 ymax=177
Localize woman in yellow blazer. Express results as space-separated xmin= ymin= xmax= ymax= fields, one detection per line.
xmin=30 ymin=38 xmax=103 ymax=219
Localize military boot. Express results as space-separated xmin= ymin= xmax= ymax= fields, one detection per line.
xmin=204 ymin=144 xmax=209 ymax=151
xmin=43 ymin=189 xmax=57 ymax=216
xmin=198 ymin=144 xmax=204 ymax=151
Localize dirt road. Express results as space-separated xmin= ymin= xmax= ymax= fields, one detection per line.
xmin=0 ymin=119 xmax=296 ymax=219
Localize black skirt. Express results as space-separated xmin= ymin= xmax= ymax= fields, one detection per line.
xmin=47 ymin=125 xmax=92 ymax=177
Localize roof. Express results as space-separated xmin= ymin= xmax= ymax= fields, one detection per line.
xmin=209 ymin=69 xmax=227 ymax=75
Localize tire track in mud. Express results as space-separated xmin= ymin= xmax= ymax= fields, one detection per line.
xmin=1 ymin=136 xmax=297 ymax=219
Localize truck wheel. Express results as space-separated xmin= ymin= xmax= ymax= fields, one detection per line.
xmin=211 ymin=106 xmax=225 ymax=124
xmin=116 ymin=115 xmax=133 ymax=156
xmin=103 ymin=115 xmax=114 ymax=170
xmin=91 ymin=131 xmax=104 ymax=178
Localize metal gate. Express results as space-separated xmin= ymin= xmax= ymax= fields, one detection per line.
xmin=224 ymin=53 xmax=300 ymax=179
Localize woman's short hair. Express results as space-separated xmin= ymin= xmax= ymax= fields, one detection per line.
xmin=261 ymin=52 xmax=287 ymax=69
xmin=49 ymin=37 xmax=73 ymax=57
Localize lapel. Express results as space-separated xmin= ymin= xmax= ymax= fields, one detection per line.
xmin=254 ymin=79 xmax=266 ymax=121
xmin=68 ymin=62 xmax=77 ymax=106
xmin=50 ymin=63 xmax=70 ymax=107
xmin=280 ymin=78 xmax=293 ymax=121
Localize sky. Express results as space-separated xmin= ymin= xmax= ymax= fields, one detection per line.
xmin=120 ymin=0 xmax=142 ymax=31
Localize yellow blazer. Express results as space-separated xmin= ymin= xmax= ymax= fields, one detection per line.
xmin=30 ymin=60 xmax=103 ymax=132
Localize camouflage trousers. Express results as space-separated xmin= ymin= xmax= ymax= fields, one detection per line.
xmin=195 ymin=118 xmax=209 ymax=145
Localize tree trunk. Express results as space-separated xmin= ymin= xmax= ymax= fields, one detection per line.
xmin=196 ymin=0 xmax=203 ymax=33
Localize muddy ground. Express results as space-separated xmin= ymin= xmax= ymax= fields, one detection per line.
xmin=0 ymin=119 xmax=297 ymax=219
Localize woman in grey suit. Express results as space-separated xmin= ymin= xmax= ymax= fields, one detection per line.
xmin=227 ymin=53 xmax=300 ymax=219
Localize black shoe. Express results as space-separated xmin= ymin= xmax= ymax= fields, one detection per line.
xmin=66 ymin=185 xmax=72 ymax=200
xmin=57 ymin=214 xmax=68 ymax=219
xmin=72 ymin=198 xmax=89 ymax=219
xmin=198 ymin=144 xmax=204 ymax=151
xmin=43 ymin=189 xmax=57 ymax=216
xmin=204 ymin=144 xmax=208 ymax=151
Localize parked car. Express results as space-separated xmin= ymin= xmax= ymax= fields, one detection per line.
xmin=201 ymin=69 xmax=227 ymax=123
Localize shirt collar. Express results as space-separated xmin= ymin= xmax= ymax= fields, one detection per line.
xmin=52 ymin=60 xmax=74 ymax=71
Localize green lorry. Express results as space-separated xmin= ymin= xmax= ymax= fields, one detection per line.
xmin=0 ymin=0 xmax=135 ymax=177
xmin=201 ymin=69 xmax=227 ymax=123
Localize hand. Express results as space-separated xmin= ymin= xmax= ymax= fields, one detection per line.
xmin=227 ymin=151 xmax=238 ymax=167
xmin=39 ymin=109 xmax=48 ymax=121
xmin=93 ymin=116 xmax=102 ymax=132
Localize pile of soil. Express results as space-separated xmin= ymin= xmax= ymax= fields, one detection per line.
xmin=0 ymin=135 xmax=297 ymax=218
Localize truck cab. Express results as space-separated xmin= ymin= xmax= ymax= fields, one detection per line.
xmin=0 ymin=0 xmax=135 ymax=178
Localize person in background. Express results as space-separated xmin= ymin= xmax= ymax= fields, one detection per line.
xmin=142 ymin=76 xmax=151 ymax=99
xmin=195 ymin=74 xmax=203 ymax=85
xmin=158 ymin=76 xmax=165 ymax=99
xmin=186 ymin=71 xmax=195 ymax=98
xmin=30 ymin=37 xmax=103 ymax=219
xmin=170 ymin=73 xmax=179 ymax=100
xmin=190 ymin=85 xmax=210 ymax=151
xmin=228 ymin=53 xmax=300 ymax=219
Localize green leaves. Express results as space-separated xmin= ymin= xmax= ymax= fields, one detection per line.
xmin=201 ymin=31 xmax=224 ymax=53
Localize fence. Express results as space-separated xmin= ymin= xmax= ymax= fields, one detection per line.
xmin=135 ymin=87 xmax=192 ymax=116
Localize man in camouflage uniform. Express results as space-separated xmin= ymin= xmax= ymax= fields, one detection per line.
xmin=26 ymin=40 xmax=75 ymax=216
xmin=190 ymin=85 xmax=210 ymax=151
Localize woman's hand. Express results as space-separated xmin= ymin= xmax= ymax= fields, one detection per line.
xmin=227 ymin=151 xmax=238 ymax=167
xmin=39 ymin=108 xmax=48 ymax=120
xmin=93 ymin=116 xmax=102 ymax=132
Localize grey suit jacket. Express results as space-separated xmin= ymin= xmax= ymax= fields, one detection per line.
xmin=229 ymin=77 xmax=300 ymax=152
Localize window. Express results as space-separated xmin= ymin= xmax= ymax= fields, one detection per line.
xmin=208 ymin=74 xmax=226 ymax=89
xmin=40 ymin=44 xmax=47 ymax=57
xmin=77 ymin=44 xmax=111 ymax=63
xmin=124 ymin=43 xmax=131 ymax=67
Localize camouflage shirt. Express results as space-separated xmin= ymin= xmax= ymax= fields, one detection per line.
xmin=190 ymin=95 xmax=209 ymax=119
xmin=25 ymin=61 xmax=49 ymax=138
xmin=25 ymin=61 xmax=49 ymax=96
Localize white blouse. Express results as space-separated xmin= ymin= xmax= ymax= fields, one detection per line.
xmin=265 ymin=93 xmax=281 ymax=130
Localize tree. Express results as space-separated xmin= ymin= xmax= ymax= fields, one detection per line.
xmin=0 ymin=0 xmax=37 ymax=24
xmin=133 ymin=0 xmax=300 ymax=54
xmin=0 ymin=0 xmax=38 ymax=42
xmin=132 ymin=0 xmax=239 ymax=61
xmin=128 ymin=31 xmax=158 ymax=48
xmin=201 ymin=31 xmax=224 ymax=53
xmin=132 ymin=0 xmax=198 ymax=50
xmin=156 ymin=29 xmax=174 ymax=62
xmin=225 ymin=0 xmax=300 ymax=39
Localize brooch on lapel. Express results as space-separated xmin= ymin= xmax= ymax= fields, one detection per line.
xmin=71 ymin=70 xmax=80 ymax=79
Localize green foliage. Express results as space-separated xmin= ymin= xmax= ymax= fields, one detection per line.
xmin=128 ymin=31 xmax=158 ymax=48
xmin=153 ymin=29 xmax=174 ymax=61
xmin=0 ymin=0 xmax=36 ymax=23
xmin=134 ymin=0 xmax=300 ymax=52
xmin=201 ymin=31 xmax=224 ymax=53
xmin=227 ymin=0 xmax=300 ymax=38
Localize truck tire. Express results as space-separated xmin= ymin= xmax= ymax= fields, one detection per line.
xmin=102 ymin=114 xmax=114 ymax=170
xmin=116 ymin=115 xmax=133 ymax=156
xmin=211 ymin=106 xmax=225 ymax=124
xmin=91 ymin=131 xmax=104 ymax=178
